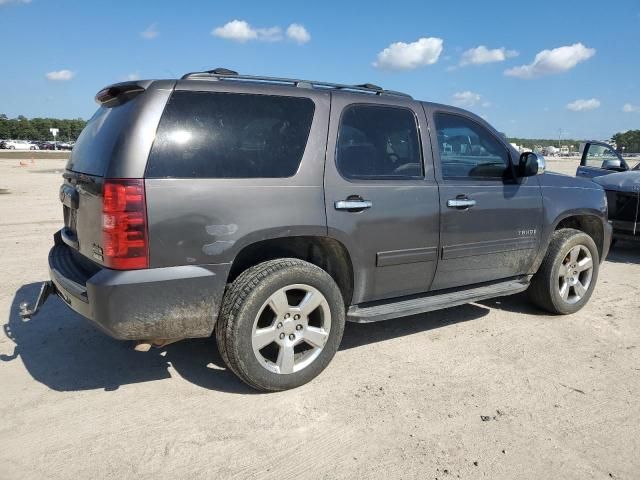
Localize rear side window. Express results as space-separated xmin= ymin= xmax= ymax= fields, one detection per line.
xmin=67 ymin=99 xmax=139 ymax=176
xmin=146 ymin=91 xmax=315 ymax=178
xmin=336 ymin=105 xmax=423 ymax=180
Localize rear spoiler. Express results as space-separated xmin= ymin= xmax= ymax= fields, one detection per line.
xmin=95 ymin=80 xmax=152 ymax=107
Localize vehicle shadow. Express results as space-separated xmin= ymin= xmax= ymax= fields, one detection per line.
xmin=2 ymin=283 xmax=252 ymax=394
xmin=479 ymin=291 xmax=542 ymax=315
xmin=340 ymin=303 xmax=490 ymax=350
xmin=4 ymin=283 xmax=490 ymax=393
xmin=605 ymin=240 xmax=640 ymax=265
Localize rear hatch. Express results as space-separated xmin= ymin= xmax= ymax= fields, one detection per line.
xmin=60 ymin=80 xmax=174 ymax=268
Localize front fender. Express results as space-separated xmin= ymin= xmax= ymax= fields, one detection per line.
xmin=530 ymin=181 xmax=609 ymax=272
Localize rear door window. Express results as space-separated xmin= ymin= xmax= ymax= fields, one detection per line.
xmin=146 ymin=91 xmax=315 ymax=178
xmin=336 ymin=104 xmax=423 ymax=179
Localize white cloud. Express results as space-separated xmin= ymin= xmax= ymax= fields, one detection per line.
xmin=213 ymin=20 xmax=257 ymax=42
xmin=126 ymin=73 xmax=140 ymax=81
xmin=505 ymin=43 xmax=595 ymax=79
xmin=141 ymin=23 xmax=159 ymax=40
xmin=286 ymin=23 xmax=310 ymax=44
xmin=212 ymin=20 xmax=311 ymax=44
xmin=373 ymin=37 xmax=443 ymax=70
xmin=213 ymin=20 xmax=307 ymax=43
xmin=623 ymin=103 xmax=639 ymax=113
xmin=452 ymin=91 xmax=489 ymax=108
xmin=0 ymin=0 xmax=31 ymax=5
xmin=460 ymin=45 xmax=518 ymax=66
xmin=566 ymin=98 xmax=601 ymax=112
xmin=45 ymin=70 xmax=75 ymax=81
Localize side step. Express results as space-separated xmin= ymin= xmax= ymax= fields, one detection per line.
xmin=347 ymin=278 xmax=530 ymax=323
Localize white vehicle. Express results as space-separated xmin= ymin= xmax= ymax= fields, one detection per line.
xmin=3 ymin=140 xmax=38 ymax=150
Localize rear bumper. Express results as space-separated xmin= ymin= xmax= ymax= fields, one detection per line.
xmin=49 ymin=231 xmax=230 ymax=340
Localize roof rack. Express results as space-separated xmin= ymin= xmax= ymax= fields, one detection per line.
xmin=180 ymin=68 xmax=412 ymax=99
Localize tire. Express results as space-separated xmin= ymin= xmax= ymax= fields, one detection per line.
xmin=528 ymin=228 xmax=599 ymax=314
xmin=215 ymin=258 xmax=345 ymax=391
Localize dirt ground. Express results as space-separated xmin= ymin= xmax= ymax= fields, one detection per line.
xmin=1 ymin=158 xmax=638 ymax=480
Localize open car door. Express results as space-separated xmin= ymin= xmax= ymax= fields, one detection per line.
xmin=577 ymin=141 xmax=629 ymax=179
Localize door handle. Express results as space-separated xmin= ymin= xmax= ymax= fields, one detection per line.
xmin=335 ymin=199 xmax=373 ymax=211
xmin=447 ymin=198 xmax=476 ymax=209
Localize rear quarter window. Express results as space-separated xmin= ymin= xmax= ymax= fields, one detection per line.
xmin=67 ymin=99 xmax=139 ymax=177
xmin=146 ymin=91 xmax=315 ymax=178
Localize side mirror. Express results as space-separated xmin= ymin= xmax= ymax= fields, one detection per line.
xmin=601 ymin=159 xmax=625 ymax=171
xmin=518 ymin=152 xmax=546 ymax=177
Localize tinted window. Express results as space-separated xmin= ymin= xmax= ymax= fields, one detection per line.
xmin=434 ymin=113 xmax=510 ymax=180
xmin=146 ymin=91 xmax=315 ymax=178
xmin=67 ymin=99 xmax=140 ymax=176
xmin=336 ymin=105 xmax=422 ymax=179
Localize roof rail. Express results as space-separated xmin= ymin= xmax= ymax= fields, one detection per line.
xmin=180 ymin=68 xmax=413 ymax=99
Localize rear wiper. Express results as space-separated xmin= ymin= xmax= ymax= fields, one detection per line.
xmin=63 ymin=171 xmax=96 ymax=184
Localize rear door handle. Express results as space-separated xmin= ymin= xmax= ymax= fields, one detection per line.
xmin=447 ymin=198 xmax=476 ymax=209
xmin=335 ymin=199 xmax=373 ymax=211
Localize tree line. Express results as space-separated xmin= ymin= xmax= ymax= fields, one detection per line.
xmin=0 ymin=114 xmax=87 ymax=142
xmin=2 ymin=112 xmax=638 ymax=152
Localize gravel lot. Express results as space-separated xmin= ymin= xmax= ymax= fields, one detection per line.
xmin=1 ymin=158 xmax=638 ymax=480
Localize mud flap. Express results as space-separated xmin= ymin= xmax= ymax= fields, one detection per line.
xmin=19 ymin=281 xmax=55 ymax=320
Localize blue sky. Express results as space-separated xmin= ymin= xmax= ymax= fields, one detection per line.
xmin=0 ymin=0 xmax=638 ymax=140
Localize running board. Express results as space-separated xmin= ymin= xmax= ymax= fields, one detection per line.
xmin=347 ymin=278 xmax=530 ymax=323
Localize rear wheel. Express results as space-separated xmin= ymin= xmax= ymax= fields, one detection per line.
xmin=215 ymin=259 xmax=345 ymax=391
xmin=529 ymin=228 xmax=599 ymax=314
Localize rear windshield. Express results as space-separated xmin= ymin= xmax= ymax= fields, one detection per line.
xmin=66 ymin=99 xmax=139 ymax=176
xmin=146 ymin=91 xmax=315 ymax=178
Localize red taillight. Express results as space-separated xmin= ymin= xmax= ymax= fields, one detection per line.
xmin=102 ymin=179 xmax=148 ymax=269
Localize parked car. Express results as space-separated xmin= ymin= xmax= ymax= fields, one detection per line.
xmin=576 ymin=141 xmax=640 ymax=243
xmin=35 ymin=141 xmax=56 ymax=150
xmin=3 ymin=140 xmax=38 ymax=150
xmin=21 ymin=69 xmax=611 ymax=391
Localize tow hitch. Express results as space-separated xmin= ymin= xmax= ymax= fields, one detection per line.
xmin=19 ymin=281 xmax=55 ymax=320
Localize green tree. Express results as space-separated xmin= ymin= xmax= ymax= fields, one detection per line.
xmin=0 ymin=115 xmax=87 ymax=141
xmin=612 ymin=130 xmax=640 ymax=153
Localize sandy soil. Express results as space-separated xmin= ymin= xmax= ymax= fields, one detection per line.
xmin=0 ymin=158 xmax=638 ymax=480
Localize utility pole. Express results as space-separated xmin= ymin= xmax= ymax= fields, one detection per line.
xmin=558 ymin=128 xmax=563 ymax=148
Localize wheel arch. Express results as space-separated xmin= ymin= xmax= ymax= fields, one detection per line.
xmin=553 ymin=212 xmax=605 ymax=261
xmin=227 ymin=236 xmax=355 ymax=305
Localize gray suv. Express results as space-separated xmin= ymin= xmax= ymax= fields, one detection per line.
xmin=22 ymin=69 xmax=612 ymax=391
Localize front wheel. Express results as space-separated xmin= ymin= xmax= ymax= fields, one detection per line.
xmin=528 ymin=228 xmax=599 ymax=314
xmin=215 ymin=259 xmax=345 ymax=391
